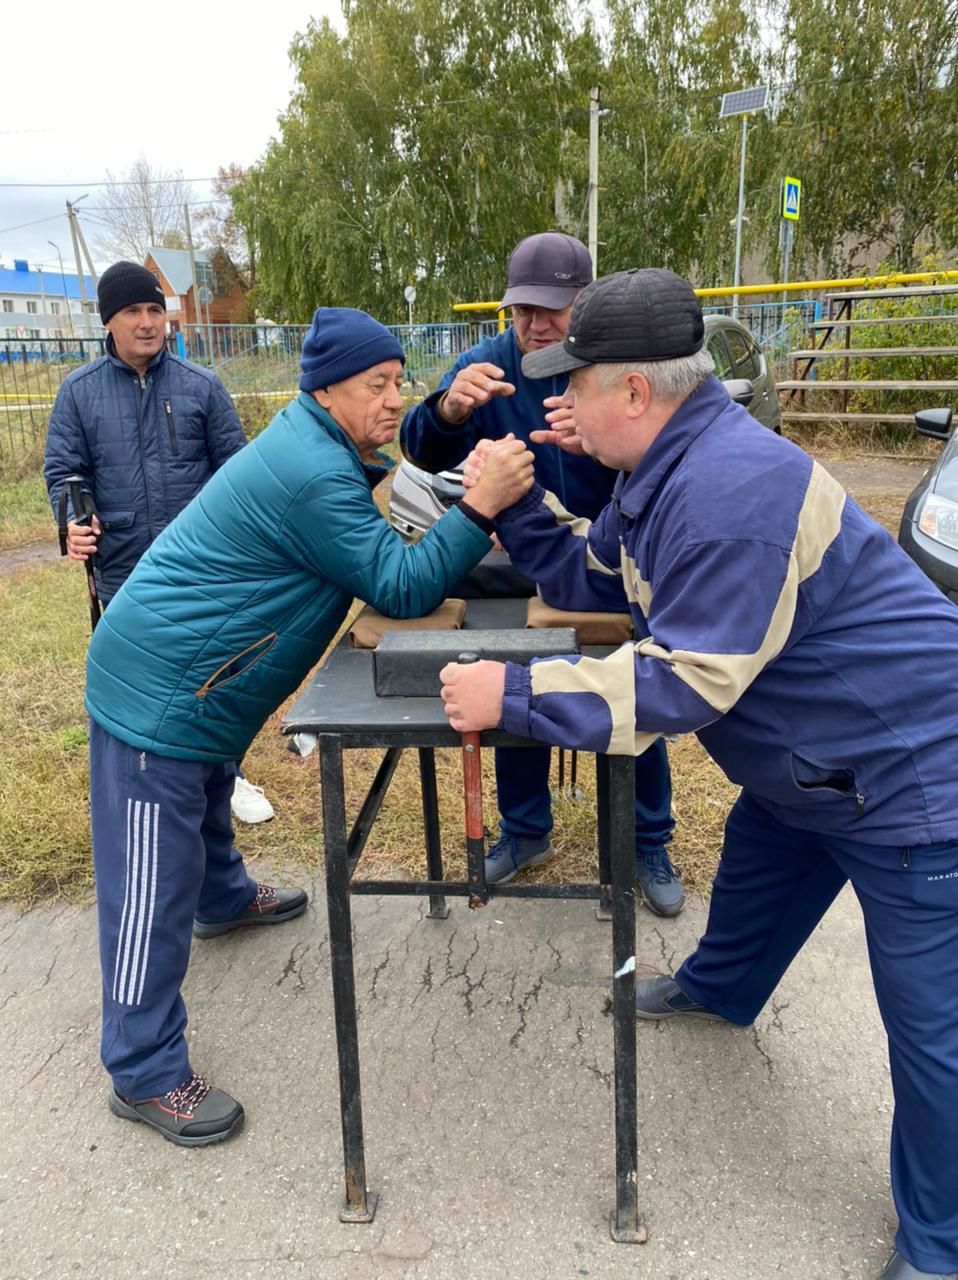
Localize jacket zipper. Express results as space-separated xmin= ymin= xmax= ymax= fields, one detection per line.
xmin=135 ymin=372 xmax=157 ymax=536
xmin=164 ymin=399 xmax=179 ymax=455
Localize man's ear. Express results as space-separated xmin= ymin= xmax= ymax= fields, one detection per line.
xmin=624 ymin=372 xmax=652 ymax=417
xmin=312 ymin=387 xmax=332 ymax=410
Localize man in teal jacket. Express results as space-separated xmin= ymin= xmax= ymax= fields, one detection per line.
xmin=85 ymin=307 xmax=535 ymax=1148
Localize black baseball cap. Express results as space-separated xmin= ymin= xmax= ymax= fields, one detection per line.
xmin=520 ymin=268 xmax=705 ymax=379
xmin=501 ymin=231 xmax=593 ymax=311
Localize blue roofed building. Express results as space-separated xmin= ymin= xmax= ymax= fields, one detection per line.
xmin=0 ymin=259 xmax=100 ymax=339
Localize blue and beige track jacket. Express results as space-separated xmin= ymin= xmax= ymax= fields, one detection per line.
xmin=495 ymin=375 xmax=958 ymax=846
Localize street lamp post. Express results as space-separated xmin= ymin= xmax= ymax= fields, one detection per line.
xmin=719 ymin=87 xmax=769 ymax=319
xmin=48 ymin=240 xmax=76 ymax=340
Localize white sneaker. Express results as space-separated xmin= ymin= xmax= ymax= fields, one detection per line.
xmin=231 ymin=776 xmax=275 ymax=824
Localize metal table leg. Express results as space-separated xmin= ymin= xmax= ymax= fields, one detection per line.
xmin=595 ymin=755 xmax=613 ymax=921
xmin=604 ymin=753 xmax=641 ymax=1243
xmin=319 ymin=735 xmax=378 ymax=1223
xmin=419 ymin=747 xmax=449 ymax=919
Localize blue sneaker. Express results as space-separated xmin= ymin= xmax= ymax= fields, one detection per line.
xmin=635 ymin=847 xmax=685 ymax=917
xmin=485 ymin=833 xmax=554 ymax=885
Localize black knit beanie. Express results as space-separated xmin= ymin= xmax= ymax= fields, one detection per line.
xmin=97 ymin=262 xmax=166 ymax=325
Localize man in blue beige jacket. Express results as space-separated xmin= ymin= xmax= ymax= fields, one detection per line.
xmin=402 ymin=232 xmax=680 ymax=915
xmin=440 ymin=268 xmax=958 ymax=1280
xmin=84 ymin=308 xmax=534 ymax=1150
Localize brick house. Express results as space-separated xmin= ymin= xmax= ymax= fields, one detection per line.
xmin=144 ymin=246 xmax=249 ymax=327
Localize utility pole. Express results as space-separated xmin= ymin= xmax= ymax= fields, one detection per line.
xmin=66 ymin=198 xmax=94 ymax=337
xmin=184 ymin=203 xmax=202 ymax=358
xmin=36 ymin=265 xmax=46 ymax=328
xmin=588 ymin=86 xmax=600 ymax=277
xmin=48 ymin=240 xmax=75 ymax=340
xmin=72 ymin=216 xmax=99 ymax=290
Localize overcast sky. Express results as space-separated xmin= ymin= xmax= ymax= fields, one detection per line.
xmin=1 ymin=1 xmax=344 ymax=274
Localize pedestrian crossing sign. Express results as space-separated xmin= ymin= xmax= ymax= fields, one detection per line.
xmin=782 ymin=176 xmax=801 ymax=221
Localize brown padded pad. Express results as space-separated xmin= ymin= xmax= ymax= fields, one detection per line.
xmin=349 ymin=599 xmax=467 ymax=649
xmin=525 ymin=596 xmax=633 ymax=645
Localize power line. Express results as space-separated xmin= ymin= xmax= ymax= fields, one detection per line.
xmin=0 ymin=176 xmax=219 ymax=189
xmin=0 ymin=213 xmax=65 ymax=236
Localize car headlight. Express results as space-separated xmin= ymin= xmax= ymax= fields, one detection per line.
xmin=917 ymin=492 xmax=958 ymax=551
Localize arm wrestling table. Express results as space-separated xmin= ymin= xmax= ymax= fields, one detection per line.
xmin=282 ymin=596 xmax=642 ymax=1243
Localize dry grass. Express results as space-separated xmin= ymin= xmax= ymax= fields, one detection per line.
xmin=0 ymin=480 xmax=910 ymax=909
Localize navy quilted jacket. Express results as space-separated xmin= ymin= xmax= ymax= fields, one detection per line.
xmin=44 ymin=337 xmax=246 ymax=602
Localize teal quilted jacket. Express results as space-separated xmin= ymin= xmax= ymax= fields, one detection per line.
xmin=85 ymin=392 xmax=491 ymax=761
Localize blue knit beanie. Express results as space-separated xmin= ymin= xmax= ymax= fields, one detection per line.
xmin=299 ymin=307 xmax=405 ymax=392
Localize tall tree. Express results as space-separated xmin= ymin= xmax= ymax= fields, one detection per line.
xmin=765 ymin=0 xmax=958 ymax=274
xmin=239 ymin=0 xmax=582 ymax=322
xmin=92 ymin=155 xmax=194 ymax=262
xmin=196 ymin=164 xmax=255 ymax=283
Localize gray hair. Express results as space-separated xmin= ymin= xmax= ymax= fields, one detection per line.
xmin=594 ymin=347 xmax=715 ymax=402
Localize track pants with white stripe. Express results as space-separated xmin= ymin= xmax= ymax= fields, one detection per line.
xmin=89 ymin=719 xmax=257 ymax=1100
xmin=677 ymin=791 xmax=958 ymax=1274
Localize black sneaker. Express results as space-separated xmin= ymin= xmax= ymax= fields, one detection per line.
xmin=634 ymin=975 xmax=732 ymax=1022
xmin=110 ymin=1073 xmax=244 ymax=1147
xmin=484 ymin=834 xmax=554 ymax=885
xmin=193 ymin=883 xmax=308 ymax=939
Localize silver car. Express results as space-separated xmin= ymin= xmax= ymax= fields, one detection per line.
xmin=390 ymin=315 xmax=781 ymax=542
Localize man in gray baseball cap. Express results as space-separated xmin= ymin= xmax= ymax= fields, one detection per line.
xmin=401 ymin=240 xmax=682 ymax=914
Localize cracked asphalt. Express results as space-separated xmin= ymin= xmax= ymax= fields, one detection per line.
xmin=0 ymin=879 xmax=895 ymax=1279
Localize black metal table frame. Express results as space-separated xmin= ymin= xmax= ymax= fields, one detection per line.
xmin=315 ymin=728 xmax=642 ymax=1242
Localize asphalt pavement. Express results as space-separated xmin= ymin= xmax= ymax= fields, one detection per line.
xmin=0 ymin=874 xmax=896 ymax=1280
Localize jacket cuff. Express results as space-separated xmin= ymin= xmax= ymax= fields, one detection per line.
xmin=499 ymin=661 xmax=533 ymax=734
xmin=457 ymin=500 xmax=496 ymax=536
xmin=422 ymin=389 xmax=473 ymax=435
xmin=496 ymin=482 xmax=546 ymax=529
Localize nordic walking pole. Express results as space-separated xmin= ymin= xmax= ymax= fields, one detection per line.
xmin=58 ymin=475 xmax=102 ymax=633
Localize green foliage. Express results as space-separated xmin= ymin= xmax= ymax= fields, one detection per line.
xmin=234 ymin=0 xmax=956 ymax=318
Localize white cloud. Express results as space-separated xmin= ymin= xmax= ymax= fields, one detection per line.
xmin=1 ymin=0 xmax=343 ymax=269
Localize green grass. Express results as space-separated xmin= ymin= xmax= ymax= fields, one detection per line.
xmin=0 ymin=463 xmax=909 ymax=910
xmin=0 ymin=472 xmax=54 ymax=550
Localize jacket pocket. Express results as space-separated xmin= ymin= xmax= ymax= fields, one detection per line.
xmin=790 ymin=751 xmax=865 ymax=815
xmin=98 ymin=509 xmax=136 ymax=532
xmin=195 ymin=633 xmax=278 ymax=698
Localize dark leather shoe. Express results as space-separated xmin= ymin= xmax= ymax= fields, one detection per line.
xmin=635 ymin=974 xmax=735 ymax=1022
xmin=193 ymin=884 xmax=308 ymax=938
xmin=880 ymin=1251 xmax=958 ymax=1278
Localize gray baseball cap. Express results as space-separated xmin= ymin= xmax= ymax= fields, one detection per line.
xmin=520 ymin=268 xmax=705 ymax=379
xmin=500 ymin=232 xmax=593 ymax=311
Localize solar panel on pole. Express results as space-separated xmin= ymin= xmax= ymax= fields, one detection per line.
xmin=719 ymin=86 xmax=769 ymax=316
xmin=720 ymin=86 xmax=769 ymax=118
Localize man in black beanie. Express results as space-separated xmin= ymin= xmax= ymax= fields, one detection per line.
xmin=43 ymin=261 xmax=275 ymax=824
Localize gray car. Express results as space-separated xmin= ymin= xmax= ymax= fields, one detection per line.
xmin=390 ymin=314 xmax=781 ymax=542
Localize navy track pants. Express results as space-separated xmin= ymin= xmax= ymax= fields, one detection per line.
xmin=89 ymin=720 xmax=256 ymax=1101
xmin=494 ymin=735 xmax=674 ymax=853
xmin=677 ymin=790 xmax=958 ymax=1273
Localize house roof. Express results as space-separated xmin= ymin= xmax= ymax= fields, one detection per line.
xmin=0 ymin=265 xmax=98 ymax=300
xmin=146 ymin=246 xmax=211 ymax=297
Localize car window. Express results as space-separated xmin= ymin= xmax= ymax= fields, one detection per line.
xmin=724 ymin=328 xmax=761 ymax=380
xmin=707 ymin=332 xmax=734 ymax=379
